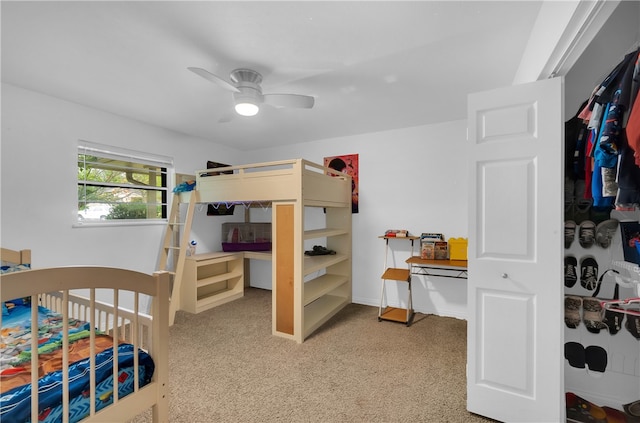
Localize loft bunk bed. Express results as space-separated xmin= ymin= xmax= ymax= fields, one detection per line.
xmin=161 ymin=159 xmax=352 ymax=343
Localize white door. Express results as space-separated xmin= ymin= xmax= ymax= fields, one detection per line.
xmin=467 ymin=77 xmax=564 ymax=422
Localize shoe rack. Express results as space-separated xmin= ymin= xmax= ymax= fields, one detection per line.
xmin=564 ymin=203 xmax=640 ymax=413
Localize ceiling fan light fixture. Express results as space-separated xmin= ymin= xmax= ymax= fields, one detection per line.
xmin=235 ymin=102 xmax=259 ymax=117
xmin=233 ymin=86 xmax=262 ymax=117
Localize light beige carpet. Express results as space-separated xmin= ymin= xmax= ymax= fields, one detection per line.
xmin=130 ymin=287 xmax=497 ymax=423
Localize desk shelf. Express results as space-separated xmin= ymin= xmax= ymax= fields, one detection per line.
xmin=182 ymin=252 xmax=244 ymax=314
xmin=406 ymin=257 xmax=468 ymax=279
xmin=379 ymin=306 xmax=414 ymax=324
xmin=378 ymin=235 xmax=418 ymax=326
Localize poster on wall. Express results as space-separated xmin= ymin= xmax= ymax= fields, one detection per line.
xmin=324 ymin=154 xmax=359 ymax=213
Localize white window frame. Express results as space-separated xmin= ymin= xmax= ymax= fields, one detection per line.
xmin=76 ymin=140 xmax=173 ymax=227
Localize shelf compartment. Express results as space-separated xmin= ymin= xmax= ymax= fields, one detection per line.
xmin=303 ymin=273 xmax=349 ymax=306
xmin=194 ymin=288 xmax=243 ymax=314
xmin=379 ymin=306 xmax=414 ymax=325
xmin=182 ymin=252 xmax=244 ymax=314
xmin=381 ymin=267 xmax=411 ymax=282
xmin=303 ymin=253 xmax=349 ymax=276
xmin=304 ymin=228 xmax=349 ymax=240
xmin=304 ymin=294 xmax=350 ymax=338
xmin=196 ymin=270 xmax=242 ymax=288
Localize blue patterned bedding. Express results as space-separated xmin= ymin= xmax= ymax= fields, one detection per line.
xmin=0 ymin=301 xmax=155 ymax=422
xmin=1 ymin=263 xmax=30 ymax=316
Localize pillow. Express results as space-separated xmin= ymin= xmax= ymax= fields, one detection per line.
xmin=0 ymin=264 xmax=31 ymax=274
xmin=1 ymin=264 xmax=31 ymax=315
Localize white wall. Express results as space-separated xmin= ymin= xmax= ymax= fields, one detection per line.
xmin=241 ymin=121 xmax=470 ymax=318
xmin=1 ymin=83 xmax=470 ymax=319
xmin=0 ymin=83 xmax=242 ymax=274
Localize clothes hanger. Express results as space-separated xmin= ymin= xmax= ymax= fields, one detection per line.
xmin=611 ymin=261 xmax=640 ymax=296
xmin=600 ymin=297 xmax=640 ymax=316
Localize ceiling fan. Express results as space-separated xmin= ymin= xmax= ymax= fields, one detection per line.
xmin=188 ymin=67 xmax=315 ymax=117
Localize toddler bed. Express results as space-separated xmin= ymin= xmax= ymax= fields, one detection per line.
xmin=0 ymin=248 xmax=169 ymax=422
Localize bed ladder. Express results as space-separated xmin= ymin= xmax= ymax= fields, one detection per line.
xmin=159 ymin=190 xmax=198 ymax=325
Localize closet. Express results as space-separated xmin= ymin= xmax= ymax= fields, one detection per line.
xmin=466 ymin=3 xmax=640 ymax=421
xmin=563 ymin=39 xmax=640 ymax=420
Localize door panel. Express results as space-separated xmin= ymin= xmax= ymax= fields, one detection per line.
xmin=467 ymin=77 xmax=563 ymax=423
xmin=478 ymin=159 xmax=534 ymax=258
xmin=477 ymin=289 xmax=534 ymax=395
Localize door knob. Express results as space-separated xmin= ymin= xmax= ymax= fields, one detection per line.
xmin=501 ymin=273 xmax=508 ymax=279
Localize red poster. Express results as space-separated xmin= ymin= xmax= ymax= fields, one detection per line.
xmin=324 ymin=154 xmax=359 ymax=213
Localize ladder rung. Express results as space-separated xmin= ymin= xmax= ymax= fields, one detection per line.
xmin=168 ymin=222 xmax=184 ymax=226
xmin=165 ymin=246 xmax=180 ymax=251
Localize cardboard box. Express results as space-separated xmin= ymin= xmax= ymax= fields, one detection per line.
xmin=434 ymin=241 xmax=448 ymax=260
xmin=421 ymin=241 xmax=435 ymax=259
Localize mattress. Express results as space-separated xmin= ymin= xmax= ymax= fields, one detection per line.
xmin=0 ymin=299 xmax=154 ymax=423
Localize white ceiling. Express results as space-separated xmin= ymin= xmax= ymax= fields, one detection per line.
xmin=1 ymin=1 xmax=544 ymax=151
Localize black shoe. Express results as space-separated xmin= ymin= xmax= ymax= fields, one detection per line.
xmin=305 ymin=245 xmax=337 ymax=256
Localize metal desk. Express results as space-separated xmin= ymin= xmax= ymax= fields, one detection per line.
xmin=406 ymin=256 xmax=468 ymax=279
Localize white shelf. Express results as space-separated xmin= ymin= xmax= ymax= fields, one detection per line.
xmin=304 ymin=274 xmax=349 ymax=306
xmin=194 ymin=289 xmax=243 ymax=314
xmin=303 ymin=253 xmax=349 ymax=275
xmin=196 ymin=270 xmax=242 ymax=288
xmin=181 ymin=252 xmax=243 ymax=314
xmin=304 ymin=227 xmax=349 ymax=239
xmin=304 ymin=294 xmax=350 ymax=338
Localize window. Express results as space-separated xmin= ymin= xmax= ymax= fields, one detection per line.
xmin=77 ymin=140 xmax=173 ymax=224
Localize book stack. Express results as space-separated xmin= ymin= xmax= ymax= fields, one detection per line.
xmin=421 ymin=233 xmax=446 ymax=259
xmin=385 ymin=229 xmax=409 ymax=237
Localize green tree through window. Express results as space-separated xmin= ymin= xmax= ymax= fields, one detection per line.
xmin=77 ymin=141 xmax=172 ymax=223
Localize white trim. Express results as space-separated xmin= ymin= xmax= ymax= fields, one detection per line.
xmin=73 ymin=219 xmax=167 ymax=229
xmin=78 ymin=139 xmax=173 ymax=168
xmin=513 ymin=0 xmax=620 ymax=84
xmin=543 ymin=0 xmax=621 ymax=78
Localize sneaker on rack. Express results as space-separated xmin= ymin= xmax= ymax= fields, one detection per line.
xmin=595 ymin=219 xmax=619 ymax=248
xmin=564 ymin=256 xmax=578 ymax=287
xmin=580 ymin=256 xmax=599 ymax=291
xmin=582 ymin=297 xmax=607 ymax=334
xmin=578 ymin=220 xmax=596 ymax=248
xmin=565 ymin=220 xmax=576 ymax=249
xmin=574 ymin=198 xmax=593 ymax=223
xmin=564 ymin=296 xmax=582 ymax=329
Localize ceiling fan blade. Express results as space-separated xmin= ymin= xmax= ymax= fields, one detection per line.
xmin=263 ymin=94 xmax=315 ymax=109
xmin=188 ymin=67 xmax=240 ymax=93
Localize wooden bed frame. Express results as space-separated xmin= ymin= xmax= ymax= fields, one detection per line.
xmin=165 ymin=159 xmax=353 ymax=342
xmin=0 ymin=248 xmax=170 ymax=422
xmin=0 ymin=247 xmax=31 ymax=266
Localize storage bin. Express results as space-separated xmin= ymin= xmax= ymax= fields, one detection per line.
xmin=221 ymin=222 xmax=272 ymax=252
xmin=448 ymin=237 xmax=468 ymax=261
